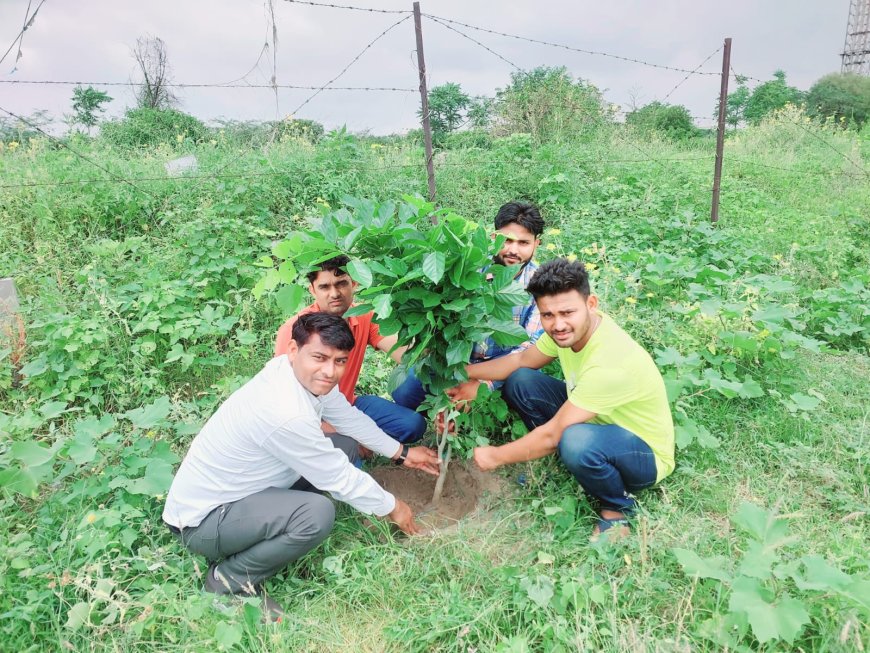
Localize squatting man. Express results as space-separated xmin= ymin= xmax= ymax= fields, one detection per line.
xmin=454 ymin=258 xmax=676 ymax=538
xmin=163 ymin=313 xmax=440 ymax=620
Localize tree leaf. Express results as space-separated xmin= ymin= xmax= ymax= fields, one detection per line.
xmin=65 ymin=601 xmax=90 ymax=631
xmin=274 ymin=284 xmax=304 ymax=315
xmin=372 ymin=294 xmax=392 ymax=319
xmin=346 ymin=259 xmax=372 ymax=287
xmin=422 ymin=251 xmax=445 ymax=284
xmin=729 ymin=577 xmax=810 ymax=645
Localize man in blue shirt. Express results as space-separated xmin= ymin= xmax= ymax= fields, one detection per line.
xmin=392 ymin=201 xmax=545 ymax=409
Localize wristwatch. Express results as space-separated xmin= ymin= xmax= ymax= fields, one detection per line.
xmin=393 ymin=444 xmax=409 ymax=466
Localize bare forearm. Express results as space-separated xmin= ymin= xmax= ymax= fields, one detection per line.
xmin=492 ymin=426 xmax=559 ymax=465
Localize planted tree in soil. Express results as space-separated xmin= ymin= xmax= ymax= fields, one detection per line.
xmin=257 ymin=196 xmax=527 ymax=505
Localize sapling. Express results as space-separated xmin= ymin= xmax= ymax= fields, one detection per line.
xmin=257 ymin=195 xmax=528 ymax=504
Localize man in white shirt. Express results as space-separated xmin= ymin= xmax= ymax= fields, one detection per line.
xmin=163 ymin=312 xmax=440 ymax=620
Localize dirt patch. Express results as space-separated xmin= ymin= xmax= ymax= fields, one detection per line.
xmin=370 ymin=462 xmax=505 ymax=530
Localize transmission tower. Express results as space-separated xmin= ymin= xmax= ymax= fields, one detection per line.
xmin=842 ymin=0 xmax=870 ymax=75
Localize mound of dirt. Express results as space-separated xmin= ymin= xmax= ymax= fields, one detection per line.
xmin=370 ymin=462 xmax=503 ymax=530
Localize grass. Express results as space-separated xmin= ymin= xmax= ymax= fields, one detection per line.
xmin=1 ymin=111 xmax=868 ymax=651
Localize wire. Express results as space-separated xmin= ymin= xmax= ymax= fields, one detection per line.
xmin=0 ymin=0 xmax=47 ymax=67
xmin=661 ymin=46 xmax=722 ymax=103
xmin=426 ymin=15 xmax=520 ymax=70
xmin=282 ymin=0 xmax=410 ymax=13
xmin=728 ymin=155 xmax=864 ymax=179
xmin=421 ymin=13 xmax=721 ymax=77
xmin=0 ymin=79 xmax=416 ymax=92
xmin=289 ymin=14 xmax=411 ymax=116
xmin=0 ymin=105 xmax=159 ymax=199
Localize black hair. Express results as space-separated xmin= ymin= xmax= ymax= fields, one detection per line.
xmin=494 ymin=202 xmax=544 ymax=237
xmin=306 ymin=254 xmax=351 ymax=284
xmin=526 ymin=258 xmax=591 ymax=300
xmin=291 ymin=312 xmax=355 ymax=351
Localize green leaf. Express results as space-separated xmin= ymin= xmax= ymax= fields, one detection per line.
xmin=446 ymin=339 xmax=472 ymax=366
xmin=65 ymin=601 xmax=90 ymax=631
xmin=39 ymin=400 xmax=69 ymax=420
xmin=792 ymin=555 xmax=853 ymax=591
xmin=343 ymin=303 xmax=373 ymax=318
xmin=786 ymin=392 xmax=822 ymax=412
xmin=732 ymin=502 xmax=792 ymax=550
xmin=672 ymin=548 xmax=732 ymax=581
xmin=729 ymin=577 xmax=810 ymax=645
xmin=67 ymin=437 xmax=98 ymax=466
xmin=274 ymin=284 xmax=305 ymax=315
xmin=372 ymin=294 xmax=392 ymax=319
xmin=346 ymin=259 xmax=372 ymax=287
xmin=737 ymin=541 xmax=778 ymax=580
xmin=11 ymin=441 xmax=54 ymax=467
xmin=520 ymin=574 xmax=554 ymax=609
xmin=213 ymin=621 xmax=243 ymax=649
xmin=422 ymin=251 xmax=445 ymax=284
xmin=74 ymin=414 xmax=116 ymax=439
xmin=125 ymin=459 xmax=175 ymax=496
xmin=122 ymin=396 xmax=171 ymax=430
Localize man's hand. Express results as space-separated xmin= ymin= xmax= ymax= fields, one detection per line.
xmin=446 ymin=379 xmax=482 ymax=404
xmin=388 ymin=499 xmax=422 ymax=535
xmin=403 ymin=446 xmax=441 ymax=476
xmin=434 ymin=410 xmax=456 ymax=436
xmin=473 ymin=445 xmax=502 ymax=472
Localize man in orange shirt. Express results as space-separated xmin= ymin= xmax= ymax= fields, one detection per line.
xmin=274 ymin=255 xmax=426 ymax=443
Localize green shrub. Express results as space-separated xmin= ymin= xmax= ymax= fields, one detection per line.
xmin=100 ymin=108 xmax=209 ymax=148
xmin=442 ymin=128 xmax=493 ymax=150
xmin=626 ymin=102 xmax=698 ymax=139
xmin=806 ymin=72 xmax=870 ymax=127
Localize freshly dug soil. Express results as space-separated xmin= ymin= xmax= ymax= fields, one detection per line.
xmin=370 ymin=462 xmax=497 ymax=530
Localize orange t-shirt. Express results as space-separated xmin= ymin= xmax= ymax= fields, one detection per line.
xmin=273 ymin=303 xmax=384 ymax=404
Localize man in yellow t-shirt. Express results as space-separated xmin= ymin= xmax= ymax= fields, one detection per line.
xmin=455 ymin=258 xmax=674 ymax=538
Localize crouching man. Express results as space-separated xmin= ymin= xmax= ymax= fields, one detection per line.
xmin=457 ymin=259 xmax=675 ymax=539
xmin=163 ymin=313 xmax=440 ymax=620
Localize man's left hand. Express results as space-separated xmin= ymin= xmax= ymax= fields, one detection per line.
xmin=403 ymin=446 xmax=441 ymax=476
xmin=446 ymin=379 xmax=482 ymax=404
xmin=473 ymin=445 xmax=502 ymax=472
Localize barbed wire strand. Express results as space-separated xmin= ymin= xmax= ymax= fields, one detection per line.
xmin=0 ymin=104 xmax=159 ymax=199
xmin=727 ymin=155 xmax=864 ymax=179
xmin=0 ymin=0 xmax=47 ymax=67
xmin=661 ymin=46 xmax=722 ymax=103
xmin=289 ymin=14 xmax=411 ymax=116
xmin=0 ymin=79 xmax=416 ymax=91
xmin=426 ymin=15 xmax=520 ymax=70
xmin=282 ymin=0 xmax=410 ymax=14
xmin=421 ymin=13 xmax=720 ymax=77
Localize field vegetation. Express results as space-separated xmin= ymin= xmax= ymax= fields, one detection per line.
xmin=1 ymin=78 xmax=869 ymax=651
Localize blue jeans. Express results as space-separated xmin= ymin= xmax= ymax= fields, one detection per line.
xmin=391 ymin=360 xmax=510 ymax=411
xmin=353 ymin=394 xmax=426 ymax=444
xmin=502 ymin=368 xmax=658 ymax=513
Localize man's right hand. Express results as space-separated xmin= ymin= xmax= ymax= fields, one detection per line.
xmin=388 ymin=499 xmax=422 ymax=535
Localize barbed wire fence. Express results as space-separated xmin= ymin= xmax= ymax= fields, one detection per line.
xmin=1 ymin=0 xmax=866 ymax=214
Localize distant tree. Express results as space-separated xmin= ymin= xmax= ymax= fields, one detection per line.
xmin=742 ymin=70 xmax=804 ymax=124
xmin=494 ymin=66 xmax=606 ymax=144
xmin=626 ymin=101 xmax=698 ymax=139
xmin=466 ymin=96 xmax=495 ymax=129
xmin=132 ymin=36 xmax=177 ymax=110
xmin=421 ymin=83 xmax=470 ymax=146
xmin=805 ymin=72 xmax=870 ymax=128
xmin=722 ymin=76 xmax=750 ymax=127
xmin=68 ymin=86 xmax=113 ymax=134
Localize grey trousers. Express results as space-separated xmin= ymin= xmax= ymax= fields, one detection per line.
xmin=173 ymin=433 xmax=360 ymax=594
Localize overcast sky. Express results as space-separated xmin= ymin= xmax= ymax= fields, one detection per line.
xmin=0 ymin=1 xmax=851 ymax=135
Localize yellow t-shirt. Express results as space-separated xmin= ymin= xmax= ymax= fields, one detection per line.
xmin=535 ymin=312 xmax=675 ymax=482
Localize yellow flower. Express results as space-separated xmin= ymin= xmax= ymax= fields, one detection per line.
xmin=585 ymin=262 xmax=597 ymax=271
xmin=86 ymin=513 xmax=97 ymax=524
xmin=155 ymin=494 xmax=164 ymax=501
xmin=645 ymin=292 xmax=654 ymax=298
xmin=773 ymin=254 xmax=783 ymax=261
xmin=611 ymin=266 xmax=621 ymax=274
xmin=625 ymin=296 xmax=637 ymax=304
xmin=545 ymin=228 xmax=561 ymax=236
xmin=566 ymin=253 xmax=577 ymax=262
xmin=8 ymin=140 xmax=19 ymax=151
xmin=176 ymin=134 xmax=184 ymax=143
xmin=545 ymin=243 xmax=557 ymax=251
